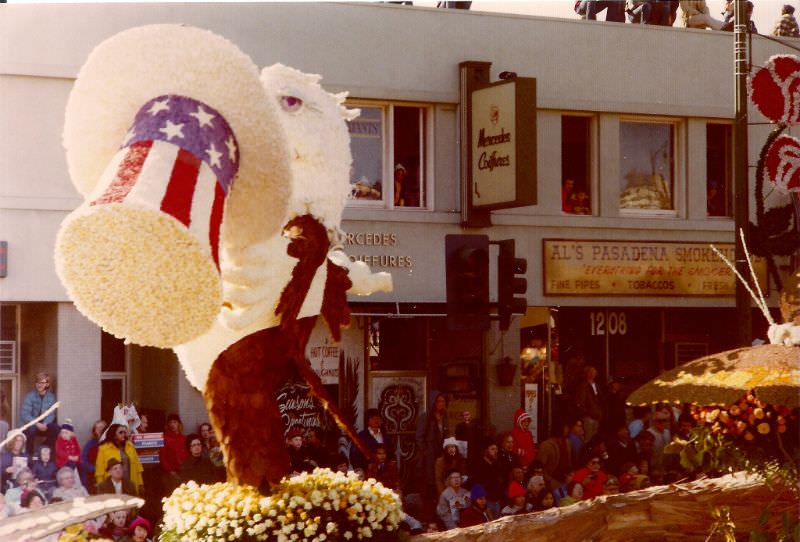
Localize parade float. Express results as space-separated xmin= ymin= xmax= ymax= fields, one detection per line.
xmin=0 ymin=22 xmax=400 ymax=542
xmin=2 ymin=23 xmax=797 ymax=542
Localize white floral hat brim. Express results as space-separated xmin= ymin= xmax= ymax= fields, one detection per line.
xmin=57 ymin=24 xmax=290 ymax=347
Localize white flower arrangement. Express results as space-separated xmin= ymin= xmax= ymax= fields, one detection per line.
xmin=160 ymin=469 xmax=404 ymax=542
xmin=55 ymin=203 xmax=222 ymax=348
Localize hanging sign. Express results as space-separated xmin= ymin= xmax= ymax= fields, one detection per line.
xmin=469 ymin=77 xmax=537 ymax=210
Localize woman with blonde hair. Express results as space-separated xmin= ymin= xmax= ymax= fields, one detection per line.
xmin=1 ymin=429 xmax=29 ymax=490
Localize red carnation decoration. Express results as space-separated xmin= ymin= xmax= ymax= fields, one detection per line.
xmin=750 ymin=55 xmax=800 ymax=124
xmin=764 ymin=134 xmax=800 ymax=193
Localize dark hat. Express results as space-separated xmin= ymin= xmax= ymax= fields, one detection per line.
xmin=106 ymin=457 xmax=122 ymax=470
xmin=470 ymin=484 xmax=487 ymax=500
xmin=783 ymin=4 xmax=795 ymax=14
xmin=166 ymin=413 xmax=182 ymax=424
xmin=61 ymin=420 xmax=75 ymax=432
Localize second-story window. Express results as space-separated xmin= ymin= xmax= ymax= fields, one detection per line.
xmin=561 ymin=115 xmax=592 ymax=215
xmin=706 ymin=123 xmax=733 ymax=217
xmin=347 ymin=101 xmax=430 ymax=209
xmin=619 ymin=120 xmax=675 ymax=213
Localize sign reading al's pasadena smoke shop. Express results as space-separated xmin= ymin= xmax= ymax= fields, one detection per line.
xmin=543 ymin=240 xmax=768 ymax=297
xmin=470 ymin=78 xmax=536 ymax=209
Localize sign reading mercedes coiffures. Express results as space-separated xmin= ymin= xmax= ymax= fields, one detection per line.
xmin=469 ymin=77 xmax=536 ymax=210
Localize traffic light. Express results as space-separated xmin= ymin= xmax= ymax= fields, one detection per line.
xmin=497 ymin=239 xmax=527 ymax=331
xmin=445 ymin=234 xmax=490 ymax=331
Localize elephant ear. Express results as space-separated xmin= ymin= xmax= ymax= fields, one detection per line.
xmin=56 ymin=24 xmax=290 ymax=348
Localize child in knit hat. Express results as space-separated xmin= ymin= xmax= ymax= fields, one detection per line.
xmin=500 ymin=480 xmax=529 ymax=516
xmin=55 ymin=420 xmax=82 ymax=471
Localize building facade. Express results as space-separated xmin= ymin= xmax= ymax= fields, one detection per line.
xmin=1 ymin=3 xmax=791 ymax=459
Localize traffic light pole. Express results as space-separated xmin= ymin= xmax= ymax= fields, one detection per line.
xmin=733 ymin=0 xmax=752 ymax=346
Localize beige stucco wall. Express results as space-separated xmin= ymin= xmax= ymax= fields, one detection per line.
xmin=1 ymin=2 xmax=792 ymax=441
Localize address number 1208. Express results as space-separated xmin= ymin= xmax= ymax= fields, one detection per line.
xmin=590 ymin=311 xmax=627 ymax=336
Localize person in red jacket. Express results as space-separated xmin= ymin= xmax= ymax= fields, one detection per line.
xmin=55 ymin=420 xmax=82 ymax=470
xmin=510 ymin=409 xmax=537 ymax=469
xmin=572 ymin=454 xmax=608 ymax=500
xmin=159 ymin=413 xmax=188 ymax=490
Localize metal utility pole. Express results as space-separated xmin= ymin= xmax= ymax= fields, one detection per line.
xmin=734 ymin=0 xmax=752 ymax=346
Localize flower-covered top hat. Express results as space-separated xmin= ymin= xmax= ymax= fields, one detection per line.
xmin=56 ymin=25 xmax=290 ymax=348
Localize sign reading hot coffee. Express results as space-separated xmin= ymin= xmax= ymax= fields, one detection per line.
xmin=277 ymin=381 xmax=326 ymax=432
xmin=543 ymin=239 xmax=767 ymax=296
xmin=469 ymin=77 xmax=536 ymax=210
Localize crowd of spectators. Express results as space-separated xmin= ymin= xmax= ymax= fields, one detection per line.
xmin=0 ymin=354 xmax=785 ymax=536
xmin=260 ymin=355 xmax=700 ymax=533
xmin=575 ymin=0 xmax=800 ymax=37
xmin=0 ymin=365 xmax=711 ymax=536
xmin=0 ymin=372 xmax=225 ymax=540
xmin=571 ymin=0 xmax=795 ymax=35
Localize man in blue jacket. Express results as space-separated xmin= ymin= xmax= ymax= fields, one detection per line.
xmin=20 ymin=372 xmax=58 ymax=455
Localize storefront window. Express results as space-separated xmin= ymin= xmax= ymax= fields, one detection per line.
xmin=561 ymin=115 xmax=592 ymax=215
xmin=706 ymin=123 xmax=733 ymax=217
xmin=619 ymin=121 xmax=675 ymax=212
xmin=347 ymin=102 xmax=429 ymax=209
xmin=368 ymin=317 xmax=427 ymax=371
xmin=348 ymin=106 xmax=384 ymax=202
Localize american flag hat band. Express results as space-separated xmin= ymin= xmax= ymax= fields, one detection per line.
xmin=90 ymin=95 xmax=240 ymax=269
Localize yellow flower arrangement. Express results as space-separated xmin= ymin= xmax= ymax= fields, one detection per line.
xmin=57 ymin=523 xmax=114 ymax=542
xmin=160 ymin=469 xmax=404 ymax=542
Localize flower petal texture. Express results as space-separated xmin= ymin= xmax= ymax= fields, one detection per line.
xmin=749 ymin=54 xmax=800 ymax=124
xmin=764 ymin=134 xmax=800 ymax=193
xmin=58 ymin=24 xmax=291 ymax=347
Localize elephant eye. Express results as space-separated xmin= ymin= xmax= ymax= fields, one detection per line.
xmin=280 ymin=95 xmax=303 ymax=112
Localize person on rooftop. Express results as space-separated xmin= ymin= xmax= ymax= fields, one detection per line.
xmin=585 ymin=0 xmax=626 ymax=22
xmin=680 ymin=0 xmax=724 ymax=29
xmin=773 ymin=4 xmax=800 ymax=36
xmin=626 ymin=0 xmax=653 ymax=24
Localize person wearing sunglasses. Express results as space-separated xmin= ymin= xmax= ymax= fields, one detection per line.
xmin=571 ymin=454 xmax=608 ymax=500
xmin=94 ymin=423 xmax=144 ymax=496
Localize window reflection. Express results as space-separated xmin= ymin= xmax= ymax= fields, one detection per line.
xmin=348 ymin=106 xmax=383 ymax=201
xmin=619 ymin=122 xmax=674 ymax=211
xmin=347 ymin=103 xmax=427 ymax=209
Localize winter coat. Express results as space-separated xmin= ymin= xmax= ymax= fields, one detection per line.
xmin=178 ymin=455 xmax=223 ymax=485
xmin=159 ymin=431 xmax=188 ymax=474
xmin=574 ymin=380 xmax=603 ymax=421
xmin=510 ymin=408 xmax=537 ymax=467
xmin=415 ymin=390 xmax=449 ymax=484
xmin=95 ymin=441 xmax=143 ymax=495
xmin=458 ymin=505 xmax=495 ymax=527
xmin=56 ymin=435 xmax=82 ymax=468
xmin=470 ymin=456 xmax=506 ymax=503
xmin=572 ymin=467 xmax=608 ymax=500
xmin=20 ymin=390 xmax=57 ymax=425
xmin=436 ymin=486 xmax=470 ymax=529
